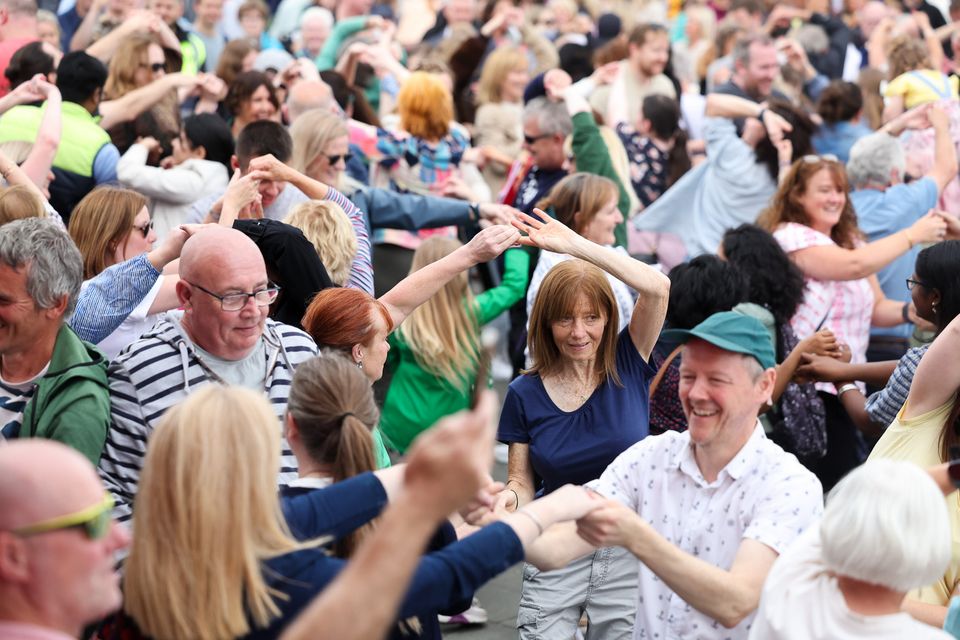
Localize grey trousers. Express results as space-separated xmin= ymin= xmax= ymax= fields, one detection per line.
xmin=517 ymin=545 xmax=638 ymax=640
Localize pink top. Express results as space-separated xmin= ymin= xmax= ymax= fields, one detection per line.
xmin=774 ymin=222 xmax=874 ymax=394
xmin=0 ymin=622 xmax=74 ymax=640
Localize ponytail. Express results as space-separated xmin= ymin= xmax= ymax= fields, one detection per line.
xmin=331 ymin=415 xmax=377 ymax=484
xmin=666 ymin=128 xmax=692 ymax=188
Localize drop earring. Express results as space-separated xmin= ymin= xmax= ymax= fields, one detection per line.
xmin=357 ymin=360 xmax=364 ymax=370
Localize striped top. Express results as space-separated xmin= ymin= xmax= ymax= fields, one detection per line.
xmin=98 ymin=314 xmax=318 ymax=523
xmin=864 ymin=344 xmax=929 ymax=428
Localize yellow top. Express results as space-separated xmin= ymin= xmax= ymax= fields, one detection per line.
xmin=884 ymin=70 xmax=960 ymax=109
xmin=869 ymin=398 xmax=959 ymax=605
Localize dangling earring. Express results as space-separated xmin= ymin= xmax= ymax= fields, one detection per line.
xmin=357 ymin=360 xmax=364 ymax=370
xmin=933 ymin=301 xmax=938 ymax=315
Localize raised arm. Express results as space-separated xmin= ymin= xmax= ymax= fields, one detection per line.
xmin=514 ymin=208 xmax=670 ymax=360
xmin=18 ymin=81 xmax=61 ymax=193
xmin=902 ymin=310 xmax=960 ymax=419
xmin=378 ymin=224 xmax=520 ymax=329
xmin=98 ymin=73 xmax=202 ymax=130
xmin=787 ymin=213 xmax=946 ymax=281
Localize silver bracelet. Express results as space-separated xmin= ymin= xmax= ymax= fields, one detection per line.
xmin=516 ymin=508 xmax=545 ymax=536
xmin=837 ymin=383 xmax=859 ymax=397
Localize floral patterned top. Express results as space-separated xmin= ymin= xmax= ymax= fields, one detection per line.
xmin=616 ymin=122 xmax=669 ymax=210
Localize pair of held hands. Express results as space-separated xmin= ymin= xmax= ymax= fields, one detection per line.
xmin=409 ymin=391 xmax=647 ymax=550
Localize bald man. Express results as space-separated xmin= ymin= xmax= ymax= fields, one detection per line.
xmin=98 ymin=227 xmax=318 ymax=523
xmin=0 ymin=440 xmax=129 ymax=639
xmin=285 ymin=80 xmax=337 ymax=123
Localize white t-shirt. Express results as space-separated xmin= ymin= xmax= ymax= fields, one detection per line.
xmin=750 ymin=526 xmax=953 ymax=640
xmin=88 ymin=276 xmax=165 ymax=360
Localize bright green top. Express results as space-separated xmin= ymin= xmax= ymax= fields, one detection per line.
xmin=571 ymin=111 xmax=631 ymax=248
xmin=372 ymin=428 xmax=391 ymax=468
xmin=379 ymin=249 xmax=531 ymax=453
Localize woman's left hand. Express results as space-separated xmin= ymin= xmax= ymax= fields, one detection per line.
xmin=464 ymin=224 xmax=521 ymax=263
xmin=513 ymin=207 xmax=582 ymax=255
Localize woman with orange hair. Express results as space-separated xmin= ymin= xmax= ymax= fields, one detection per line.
xmin=302 ymin=224 xmax=520 ymax=467
xmin=350 ymin=70 xmax=488 ymax=293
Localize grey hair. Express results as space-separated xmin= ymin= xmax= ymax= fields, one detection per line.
xmin=300 ymin=6 xmax=333 ymax=28
xmin=846 ymin=132 xmax=905 ymax=189
xmin=0 ymin=217 xmax=83 ymax=314
xmin=523 ymin=97 xmax=573 ymax=138
xmin=821 ymin=459 xmax=951 ymax=592
xmin=732 ymin=33 xmax=774 ymax=68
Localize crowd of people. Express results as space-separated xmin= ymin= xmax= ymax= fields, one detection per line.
xmin=4 ymin=0 xmax=960 ymax=637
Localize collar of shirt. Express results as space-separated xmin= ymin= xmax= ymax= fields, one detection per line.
xmin=671 ymin=421 xmax=766 ymax=488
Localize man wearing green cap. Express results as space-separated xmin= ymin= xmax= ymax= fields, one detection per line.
xmin=524 ymin=311 xmax=823 ymax=640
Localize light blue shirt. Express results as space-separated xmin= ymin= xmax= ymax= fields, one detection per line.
xmin=850 ymin=177 xmax=938 ymax=339
xmin=812 ymin=120 xmax=874 ymax=164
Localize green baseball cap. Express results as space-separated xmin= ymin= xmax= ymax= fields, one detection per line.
xmin=661 ymin=311 xmax=777 ymax=370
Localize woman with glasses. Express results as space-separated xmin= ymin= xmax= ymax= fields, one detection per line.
xmin=103 ymin=34 xmax=225 ymax=156
xmin=757 ymin=156 xmax=947 ymax=490
xmin=117 ymin=113 xmax=234 ymax=241
xmin=68 ymin=186 xmax=193 ymax=359
xmin=289 ymin=110 xmax=516 ymax=291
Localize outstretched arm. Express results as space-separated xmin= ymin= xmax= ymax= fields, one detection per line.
xmin=513 ymin=208 xmax=670 ymax=360
xmin=379 ymin=225 xmax=520 ymax=329
xmin=902 ymin=310 xmax=960 ymax=419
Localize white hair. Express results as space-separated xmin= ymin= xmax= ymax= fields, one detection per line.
xmin=821 ymin=459 xmax=951 ymax=593
xmin=300 ymin=6 xmax=333 ymax=28
xmin=846 ymin=132 xmax=905 ymax=189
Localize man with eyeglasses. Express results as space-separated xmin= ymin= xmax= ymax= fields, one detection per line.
xmin=0 ymin=218 xmax=110 ymax=466
xmin=0 ymin=440 xmax=129 ymax=640
xmin=98 ymin=225 xmax=318 ymax=523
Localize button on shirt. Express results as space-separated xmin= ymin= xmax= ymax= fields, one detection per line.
xmin=591 ymin=423 xmax=823 ymax=640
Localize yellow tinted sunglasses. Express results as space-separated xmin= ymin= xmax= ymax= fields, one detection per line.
xmin=11 ymin=494 xmax=114 ymax=540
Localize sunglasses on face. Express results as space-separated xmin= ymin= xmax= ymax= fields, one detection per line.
xmin=326 ymin=153 xmax=353 ymax=165
xmin=133 ymin=220 xmax=154 ymax=238
xmin=11 ymin=494 xmax=114 ymax=540
xmin=524 ymin=132 xmax=552 ymax=145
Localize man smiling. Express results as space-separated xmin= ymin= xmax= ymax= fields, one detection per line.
xmin=523 ymin=311 xmax=822 ymax=640
xmin=98 ymin=226 xmax=318 ymax=523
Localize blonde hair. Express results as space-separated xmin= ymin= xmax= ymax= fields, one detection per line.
xmin=284 ymin=200 xmax=357 ymax=285
xmin=397 ymin=72 xmax=452 ymax=141
xmin=68 ymin=187 xmax=148 ymax=279
xmin=0 ymin=140 xmax=32 ymax=164
xmin=535 ymin=172 xmax=620 ymax=234
xmin=0 ymin=185 xmax=44 ymax=225
xmin=104 ymin=33 xmax=162 ymax=99
xmin=398 ymin=237 xmax=479 ymax=387
xmin=477 ymin=45 xmax=528 ymax=105
xmin=887 ymin=35 xmax=931 ymax=80
xmin=289 ymin=109 xmax=348 ymax=178
xmin=124 ymin=386 xmax=317 ymax=639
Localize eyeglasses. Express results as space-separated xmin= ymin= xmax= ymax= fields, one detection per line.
xmin=133 ymin=220 xmax=154 ymax=238
xmin=188 ymin=281 xmax=281 ymax=311
xmin=11 ymin=494 xmax=114 ymax=540
xmin=141 ymin=62 xmax=165 ymax=73
xmin=524 ymin=132 xmax=552 ymax=145
xmin=906 ymin=278 xmax=928 ymax=290
xmin=326 ymin=153 xmax=353 ymax=165
xmin=801 ymin=154 xmax=839 ymax=164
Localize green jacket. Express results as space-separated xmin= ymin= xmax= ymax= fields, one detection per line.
xmin=21 ymin=324 xmax=110 ymax=465
xmin=571 ymin=111 xmax=631 ymax=248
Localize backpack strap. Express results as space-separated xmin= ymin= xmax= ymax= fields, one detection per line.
xmin=649 ymin=345 xmax=683 ymax=399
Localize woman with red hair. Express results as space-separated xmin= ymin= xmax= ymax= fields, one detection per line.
xmin=302 ymin=224 xmax=519 ymax=464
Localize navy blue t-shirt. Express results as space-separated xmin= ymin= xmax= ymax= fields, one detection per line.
xmin=497 ymin=327 xmax=654 ymax=495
